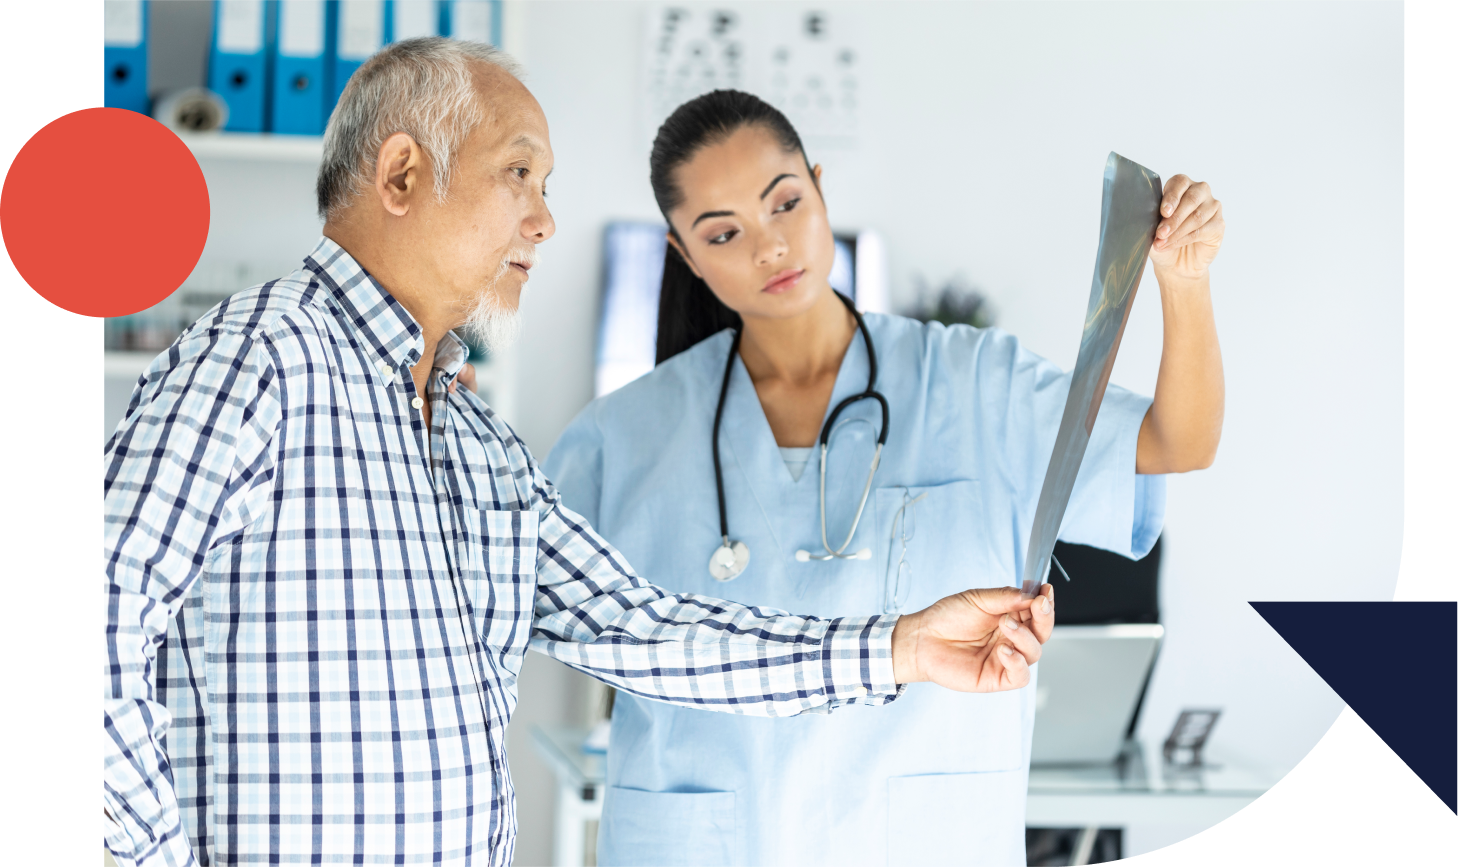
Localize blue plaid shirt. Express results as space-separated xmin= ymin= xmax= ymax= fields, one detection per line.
xmin=103 ymin=238 xmax=901 ymax=867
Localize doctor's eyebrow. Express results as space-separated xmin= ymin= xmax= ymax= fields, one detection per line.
xmin=691 ymin=210 xmax=735 ymax=228
xmin=760 ymin=173 xmax=796 ymax=199
xmin=690 ymin=174 xmax=802 ymax=228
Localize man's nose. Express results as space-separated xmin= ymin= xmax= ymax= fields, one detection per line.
xmin=524 ymin=199 xmax=555 ymax=244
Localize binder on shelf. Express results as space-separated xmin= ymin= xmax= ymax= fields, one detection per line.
xmin=209 ymin=0 xmax=273 ymax=132
xmin=104 ymin=0 xmax=149 ymax=114
xmin=331 ymin=0 xmax=388 ymax=108
xmin=443 ymin=0 xmax=499 ymax=45
xmin=270 ymin=0 xmax=334 ymax=135
xmin=392 ymin=0 xmax=442 ymax=42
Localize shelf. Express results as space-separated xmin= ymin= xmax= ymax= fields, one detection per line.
xmin=178 ymin=132 xmax=324 ymax=163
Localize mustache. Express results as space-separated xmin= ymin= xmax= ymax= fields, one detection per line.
xmin=503 ymin=245 xmax=540 ymax=272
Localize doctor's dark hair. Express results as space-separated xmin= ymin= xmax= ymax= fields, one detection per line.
xmin=650 ymin=90 xmax=815 ymax=364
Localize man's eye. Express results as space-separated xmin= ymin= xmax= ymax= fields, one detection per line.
xmin=774 ymin=197 xmax=801 ymax=214
xmin=708 ymin=230 xmax=737 ymax=245
xmin=512 ymin=167 xmax=529 ymax=179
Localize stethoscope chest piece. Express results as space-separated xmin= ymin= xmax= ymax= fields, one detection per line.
xmin=709 ymin=539 xmax=751 ymax=582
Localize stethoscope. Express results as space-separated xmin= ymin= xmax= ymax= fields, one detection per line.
xmin=708 ymin=291 xmax=889 ymax=581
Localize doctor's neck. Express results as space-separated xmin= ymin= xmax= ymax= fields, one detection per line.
xmin=736 ymin=286 xmax=858 ymax=387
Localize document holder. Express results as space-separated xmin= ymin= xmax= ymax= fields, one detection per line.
xmin=209 ymin=0 xmax=273 ymax=132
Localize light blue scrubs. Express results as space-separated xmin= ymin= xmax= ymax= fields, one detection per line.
xmin=544 ymin=315 xmax=1165 ymax=867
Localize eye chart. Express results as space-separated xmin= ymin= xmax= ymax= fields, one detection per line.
xmin=640 ymin=5 xmax=863 ymax=151
xmin=641 ymin=7 xmax=747 ymax=129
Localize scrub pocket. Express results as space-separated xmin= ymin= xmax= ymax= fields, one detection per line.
xmin=887 ymin=771 xmax=1026 ymax=867
xmin=875 ymin=479 xmax=1009 ymax=615
xmin=599 ymin=787 xmax=736 ymax=867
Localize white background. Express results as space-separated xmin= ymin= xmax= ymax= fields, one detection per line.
xmin=90 ymin=19 xmax=1415 ymax=845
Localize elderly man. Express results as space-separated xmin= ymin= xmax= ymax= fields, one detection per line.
xmin=103 ymin=39 xmax=1053 ymax=866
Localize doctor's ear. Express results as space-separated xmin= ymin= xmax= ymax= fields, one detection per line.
xmin=375 ymin=132 xmax=426 ymax=217
xmin=665 ymin=233 xmax=706 ymax=281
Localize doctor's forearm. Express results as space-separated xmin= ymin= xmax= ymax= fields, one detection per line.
xmin=1136 ymin=273 xmax=1225 ymax=474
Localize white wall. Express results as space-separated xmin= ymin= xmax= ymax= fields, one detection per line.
xmin=508 ymin=0 xmax=1402 ymax=858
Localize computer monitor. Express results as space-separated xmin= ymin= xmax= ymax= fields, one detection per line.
xmin=595 ymin=221 xmax=886 ymax=397
xmin=1030 ymin=624 xmax=1165 ymax=766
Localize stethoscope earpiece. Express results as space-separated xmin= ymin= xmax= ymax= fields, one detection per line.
xmin=710 ymin=292 xmax=887 ymax=581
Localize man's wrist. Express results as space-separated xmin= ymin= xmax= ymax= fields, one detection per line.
xmin=891 ymin=610 xmax=924 ymax=684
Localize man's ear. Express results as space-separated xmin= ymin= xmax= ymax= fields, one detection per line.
xmin=665 ymin=232 xmax=706 ymax=281
xmin=376 ymin=132 xmax=427 ymax=217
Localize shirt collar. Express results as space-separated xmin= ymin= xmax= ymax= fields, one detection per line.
xmin=303 ymin=236 xmax=470 ymax=380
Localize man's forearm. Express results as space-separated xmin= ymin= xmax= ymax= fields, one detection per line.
xmin=533 ymin=603 xmax=901 ymax=715
xmin=1137 ymin=273 xmax=1225 ymax=474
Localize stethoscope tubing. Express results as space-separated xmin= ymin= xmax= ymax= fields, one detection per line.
xmin=712 ymin=291 xmax=888 ymax=576
xmin=711 ymin=328 xmax=742 ymax=549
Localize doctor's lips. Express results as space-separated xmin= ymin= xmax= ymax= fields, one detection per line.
xmin=761 ymin=268 xmax=804 ymax=294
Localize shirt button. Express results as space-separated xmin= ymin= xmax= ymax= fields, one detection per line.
xmin=850 ymin=686 xmax=868 ymax=698
xmin=378 ymin=361 xmax=392 ymax=375
xmin=411 ymin=397 xmax=424 ymax=410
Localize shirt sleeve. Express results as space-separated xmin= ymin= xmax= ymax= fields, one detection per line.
xmin=973 ymin=326 xmax=1165 ymax=559
xmin=103 ymin=329 xmax=282 ymax=867
xmin=525 ymin=454 xmax=901 ymax=715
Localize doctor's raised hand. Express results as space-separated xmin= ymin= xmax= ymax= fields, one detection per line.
xmin=891 ymin=582 xmax=1055 ymax=691
xmin=1137 ymin=174 xmax=1227 ymax=474
xmin=1151 ymin=174 xmax=1225 ymax=277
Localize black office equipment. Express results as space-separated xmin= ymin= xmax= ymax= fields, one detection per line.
xmin=1049 ymin=535 xmax=1162 ymax=626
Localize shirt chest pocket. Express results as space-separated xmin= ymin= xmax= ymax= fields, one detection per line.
xmin=460 ymin=508 xmax=540 ymax=680
xmin=874 ymin=479 xmax=1012 ymax=615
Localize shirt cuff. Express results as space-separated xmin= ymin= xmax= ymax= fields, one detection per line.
xmin=818 ymin=614 xmax=905 ymax=711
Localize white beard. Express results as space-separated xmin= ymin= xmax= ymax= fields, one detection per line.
xmin=460 ymin=252 xmax=532 ymax=354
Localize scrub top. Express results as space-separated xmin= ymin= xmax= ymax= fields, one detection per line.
xmin=544 ymin=314 xmax=1165 ymax=867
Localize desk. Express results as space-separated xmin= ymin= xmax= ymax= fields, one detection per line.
xmin=531 ymin=726 xmax=1270 ymax=867
xmin=531 ymin=724 xmax=605 ymax=867
xmin=1028 ymin=739 xmax=1269 ymax=863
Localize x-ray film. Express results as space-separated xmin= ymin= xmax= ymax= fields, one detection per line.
xmin=1020 ymin=152 xmax=1162 ymax=598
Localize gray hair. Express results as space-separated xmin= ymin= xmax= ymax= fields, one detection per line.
xmin=316 ymin=37 xmax=524 ymax=219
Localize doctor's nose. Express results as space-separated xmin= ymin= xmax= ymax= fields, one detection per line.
xmin=753 ymin=232 xmax=789 ymax=268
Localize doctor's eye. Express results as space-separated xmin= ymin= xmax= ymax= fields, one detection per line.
xmin=511 ymin=167 xmax=530 ymax=180
xmin=708 ymin=230 xmax=738 ymax=245
xmin=774 ymin=197 xmax=801 ymax=214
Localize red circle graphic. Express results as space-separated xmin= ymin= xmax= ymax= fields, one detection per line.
xmin=2 ymin=107 xmax=209 ymax=318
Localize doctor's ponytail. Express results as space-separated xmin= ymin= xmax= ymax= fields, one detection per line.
xmin=650 ymin=90 xmax=812 ymax=364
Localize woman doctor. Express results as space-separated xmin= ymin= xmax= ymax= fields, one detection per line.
xmin=541 ymin=90 xmax=1225 ymax=867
